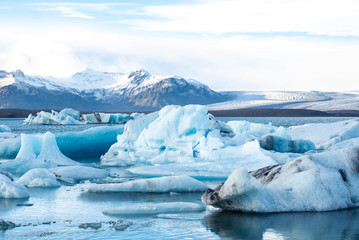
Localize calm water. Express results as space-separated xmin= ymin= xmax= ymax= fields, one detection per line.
xmin=1 ymin=117 xmax=359 ymax=240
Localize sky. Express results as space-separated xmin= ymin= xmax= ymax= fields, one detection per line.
xmin=0 ymin=0 xmax=359 ymax=91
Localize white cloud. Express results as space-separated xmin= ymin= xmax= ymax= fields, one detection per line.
xmin=0 ymin=27 xmax=358 ymax=91
xmin=128 ymin=0 xmax=359 ymax=36
xmin=49 ymin=6 xmax=95 ymax=19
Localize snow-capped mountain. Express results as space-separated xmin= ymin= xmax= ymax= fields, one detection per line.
xmin=0 ymin=69 xmax=224 ymax=111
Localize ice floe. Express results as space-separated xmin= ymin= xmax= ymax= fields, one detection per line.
xmin=87 ymin=175 xmax=207 ymax=193
xmin=17 ymin=168 xmax=60 ymax=187
xmin=102 ymin=202 xmax=205 ymax=216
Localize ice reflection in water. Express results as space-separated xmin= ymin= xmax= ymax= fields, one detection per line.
xmin=203 ymin=209 xmax=359 ymax=240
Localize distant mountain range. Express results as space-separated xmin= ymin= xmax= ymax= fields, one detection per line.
xmin=0 ymin=69 xmax=358 ymax=113
xmin=0 ymin=69 xmax=224 ymax=111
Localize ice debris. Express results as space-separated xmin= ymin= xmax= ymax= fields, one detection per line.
xmin=102 ymin=202 xmax=205 ymax=216
xmin=87 ymin=175 xmax=207 ymax=193
xmin=17 ymin=168 xmax=60 ymax=188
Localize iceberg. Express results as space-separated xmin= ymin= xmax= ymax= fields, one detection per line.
xmin=0 ymin=172 xmax=29 ymax=198
xmin=24 ymin=108 xmax=143 ymax=125
xmin=0 ymin=125 xmax=11 ymax=132
xmin=24 ymin=109 xmax=84 ymax=125
xmin=259 ymin=135 xmax=315 ymax=153
xmin=101 ymin=105 xmax=236 ymax=166
xmin=17 ymin=168 xmax=60 ymax=187
xmin=102 ymin=202 xmax=205 ymax=216
xmin=87 ymin=175 xmax=207 ymax=193
xmin=0 ymin=132 xmax=80 ymax=174
xmin=202 ymin=139 xmax=359 ymax=212
xmin=51 ymin=166 xmax=109 ymax=183
xmin=0 ymin=125 xmax=124 ymax=159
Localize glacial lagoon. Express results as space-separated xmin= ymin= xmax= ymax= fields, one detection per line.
xmin=1 ymin=116 xmax=359 ymax=240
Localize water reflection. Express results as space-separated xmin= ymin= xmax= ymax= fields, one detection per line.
xmin=202 ymin=209 xmax=359 ymax=240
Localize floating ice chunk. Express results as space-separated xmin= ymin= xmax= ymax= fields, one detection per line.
xmin=0 ymin=125 xmax=11 ymax=132
xmin=81 ymin=113 xmax=100 ymax=123
xmin=102 ymin=202 xmax=205 ymax=216
xmin=1 ymin=132 xmax=80 ymax=174
xmin=17 ymin=168 xmax=60 ymax=188
xmin=202 ymin=143 xmax=359 ymax=212
xmin=81 ymin=112 xmax=139 ymax=124
xmin=288 ymin=119 xmax=359 ymax=149
xmin=259 ymin=135 xmax=315 ymax=153
xmin=0 ymin=133 xmax=20 ymax=159
xmin=0 ymin=174 xmax=29 ymax=198
xmin=87 ymin=175 xmax=207 ymax=193
xmin=51 ymin=166 xmax=109 ymax=183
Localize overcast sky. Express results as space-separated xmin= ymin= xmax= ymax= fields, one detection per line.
xmin=0 ymin=0 xmax=359 ymax=91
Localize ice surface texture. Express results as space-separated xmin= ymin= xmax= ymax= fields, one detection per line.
xmin=0 ymin=125 xmax=11 ymax=132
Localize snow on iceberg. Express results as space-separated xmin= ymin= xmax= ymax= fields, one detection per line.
xmin=0 ymin=132 xmax=80 ymax=174
xmin=24 ymin=109 xmax=84 ymax=125
xmin=87 ymin=175 xmax=207 ymax=193
xmin=51 ymin=166 xmax=109 ymax=183
xmin=17 ymin=168 xmax=60 ymax=188
xmin=102 ymin=202 xmax=205 ymax=216
xmin=202 ymin=139 xmax=359 ymax=212
xmin=0 ymin=172 xmax=29 ymax=198
xmin=0 ymin=125 xmax=11 ymax=132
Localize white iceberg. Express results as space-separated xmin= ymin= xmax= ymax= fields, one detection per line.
xmin=87 ymin=175 xmax=207 ymax=193
xmin=81 ymin=112 xmax=142 ymax=124
xmin=0 ymin=125 xmax=11 ymax=132
xmin=202 ymin=138 xmax=359 ymax=212
xmin=51 ymin=166 xmax=109 ymax=183
xmin=0 ymin=132 xmax=80 ymax=174
xmin=24 ymin=109 xmax=84 ymax=125
xmin=17 ymin=168 xmax=60 ymax=188
xmin=102 ymin=202 xmax=205 ymax=216
xmin=0 ymin=173 xmax=29 ymax=198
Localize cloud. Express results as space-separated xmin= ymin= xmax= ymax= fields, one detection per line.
xmin=126 ymin=0 xmax=359 ymax=36
xmin=29 ymin=2 xmax=136 ymax=19
xmin=1 ymin=27 xmax=359 ymax=91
